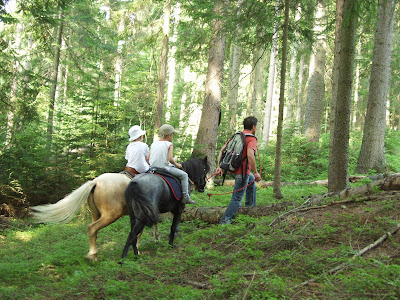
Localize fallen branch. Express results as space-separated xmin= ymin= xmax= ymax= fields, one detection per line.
xmin=296 ymin=223 xmax=400 ymax=288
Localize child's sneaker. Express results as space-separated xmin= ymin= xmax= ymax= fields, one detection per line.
xmin=182 ymin=195 xmax=196 ymax=204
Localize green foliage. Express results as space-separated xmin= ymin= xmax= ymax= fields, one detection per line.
xmin=385 ymin=130 xmax=400 ymax=172
xmin=2 ymin=192 xmax=400 ymax=299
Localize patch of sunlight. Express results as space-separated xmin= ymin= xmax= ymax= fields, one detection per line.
xmin=13 ymin=231 xmax=34 ymax=242
xmin=101 ymin=240 xmax=117 ymax=250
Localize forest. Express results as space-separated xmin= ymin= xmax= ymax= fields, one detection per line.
xmin=1 ymin=0 xmax=400 ymax=298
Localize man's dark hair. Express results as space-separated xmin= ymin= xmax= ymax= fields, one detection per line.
xmin=243 ymin=116 xmax=257 ymax=130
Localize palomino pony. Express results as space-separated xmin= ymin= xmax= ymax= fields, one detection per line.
xmin=31 ymin=157 xmax=209 ymax=261
xmin=121 ymin=157 xmax=210 ymax=259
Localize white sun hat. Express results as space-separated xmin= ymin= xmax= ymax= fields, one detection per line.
xmin=128 ymin=125 xmax=146 ymax=141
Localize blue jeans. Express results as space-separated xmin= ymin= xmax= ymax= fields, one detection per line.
xmin=219 ymin=173 xmax=257 ymax=225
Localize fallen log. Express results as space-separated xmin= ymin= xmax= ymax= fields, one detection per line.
xmin=338 ymin=173 xmax=400 ymax=200
xmin=213 ymin=174 xmax=398 ymax=188
xmin=163 ymin=174 xmax=400 ymax=224
xmin=178 ymin=202 xmax=292 ymax=224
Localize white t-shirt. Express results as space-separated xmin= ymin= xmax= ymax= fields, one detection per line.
xmin=149 ymin=140 xmax=173 ymax=169
xmin=125 ymin=141 xmax=150 ymax=173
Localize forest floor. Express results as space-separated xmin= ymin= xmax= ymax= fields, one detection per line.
xmin=1 ymin=187 xmax=400 ymax=299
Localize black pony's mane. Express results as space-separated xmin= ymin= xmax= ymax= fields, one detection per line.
xmin=182 ymin=158 xmax=210 ymax=182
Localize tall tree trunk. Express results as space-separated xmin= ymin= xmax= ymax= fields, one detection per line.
xmin=228 ymin=42 xmax=242 ymax=131
xmin=351 ymin=35 xmax=362 ymax=129
xmin=46 ymin=12 xmax=64 ymax=153
xmin=246 ymin=54 xmax=257 ymax=116
xmin=166 ymin=3 xmax=180 ymax=123
xmin=328 ymin=0 xmax=344 ymax=182
xmin=227 ymin=0 xmax=243 ymax=131
xmin=154 ymin=0 xmax=171 ymax=140
xmin=253 ymin=45 xmax=267 ymax=137
xmin=273 ymin=0 xmax=289 ymax=199
xmin=285 ymin=47 xmax=297 ymax=126
xmin=285 ymin=7 xmax=301 ymax=128
xmin=303 ymin=1 xmax=327 ymax=143
xmin=114 ymin=15 xmax=125 ymax=106
xmin=261 ymin=0 xmax=280 ymax=148
xmin=328 ymin=0 xmax=358 ymax=193
xmin=5 ymin=22 xmax=23 ymax=147
xmin=193 ymin=0 xmax=226 ymax=173
xmin=295 ymin=53 xmax=306 ymax=133
xmin=355 ymin=0 xmax=395 ymax=174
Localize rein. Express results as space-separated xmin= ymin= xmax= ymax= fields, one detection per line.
xmin=207 ymin=147 xmax=262 ymax=201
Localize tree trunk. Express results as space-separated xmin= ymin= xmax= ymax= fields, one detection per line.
xmin=285 ymin=47 xmax=297 ymax=126
xmin=166 ymin=3 xmax=180 ymax=123
xmin=227 ymin=42 xmax=241 ymax=131
xmin=193 ymin=0 xmax=226 ymax=173
xmin=295 ymin=53 xmax=305 ymax=133
xmin=328 ymin=0 xmax=358 ymax=193
xmin=351 ymin=35 xmax=362 ymax=130
xmin=303 ymin=2 xmax=327 ymax=143
xmin=114 ymin=16 xmax=125 ymax=106
xmin=253 ymin=45 xmax=267 ymax=137
xmin=355 ymin=0 xmax=395 ymax=174
xmin=5 ymin=22 xmax=23 ymax=147
xmin=260 ymin=0 xmax=280 ymax=148
xmin=273 ymin=0 xmax=289 ymax=199
xmin=328 ymin=0 xmax=344 ymax=181
xmin=46 ymin=13 xmax=64 ymax=153
xmin=154 ymin=0 xmax=171 ymax=140
xmin=227 ymin=0 xmax=243 ymax=131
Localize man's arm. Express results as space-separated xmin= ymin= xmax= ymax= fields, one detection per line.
xmin=215 ymin=145 xmax=226 ymax=175
xmin=247 ymin=147 xmax=261 ymax=181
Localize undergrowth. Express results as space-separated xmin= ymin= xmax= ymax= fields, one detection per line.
xmin=1 ymin=184 xmax=400 ymax=299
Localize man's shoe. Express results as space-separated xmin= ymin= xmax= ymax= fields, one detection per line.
xmin=182 ymin=195 xmax=196 ymax=204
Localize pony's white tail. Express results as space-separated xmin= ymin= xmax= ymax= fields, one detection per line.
xmin=31 ymin=180 xmax=97 ymax=224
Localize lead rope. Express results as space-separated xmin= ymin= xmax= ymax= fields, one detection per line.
xmin=207 ymin=147 xmax=262 ymax=201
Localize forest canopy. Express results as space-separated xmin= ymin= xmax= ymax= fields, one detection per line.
xmin=0 ymin=0 xmax=399 ymax=214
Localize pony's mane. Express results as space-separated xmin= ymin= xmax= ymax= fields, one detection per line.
xmin=182 ymin=158 xmax=210 ymax=182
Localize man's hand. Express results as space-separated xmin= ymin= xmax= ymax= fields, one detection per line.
xmin=175 ymin=163 xmax=182 ymax=169
xmin=254 ymin=172 xmax=261 ymax=182
xmin=216 ymin=167 xmax=224 ymax=176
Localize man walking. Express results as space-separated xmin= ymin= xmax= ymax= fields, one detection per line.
xmin=216 ymin=116 xmax=261 ymax=225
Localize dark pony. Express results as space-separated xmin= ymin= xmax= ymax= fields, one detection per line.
xmin=121 ymin=157 xmax=209 ymax=258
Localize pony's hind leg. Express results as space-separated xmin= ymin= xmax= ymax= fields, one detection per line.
xmin=121 ymin=218 xmax=145 ymax=258
xmin=169 ymin=213 xmax=181 ymax=247
xmin=86 ymin=215 xmax=119 ymax=261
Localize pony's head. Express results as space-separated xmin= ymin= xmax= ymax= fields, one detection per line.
xmin=182 ymin=156 xmax=210 ymax=193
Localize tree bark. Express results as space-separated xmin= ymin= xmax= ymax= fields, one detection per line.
xmin=154 ymin=0 xmax=171 ymax=140
xmin=328 ymin=0 xmax=344 ymax=182
xmin=166 ymin=3 xmax=180 ymax=123
xmin=227 ymin=0 xmax=243 ymax=131
xmin=355 ymin=0 xmax=395 ymax=174
xmin=328 ymin=0 xmax=358 ymax=193
xmin=273 ymin=0 xmax=289 ymax=199
xmin=260 ymin=0 xmax=280 ymax=148
xmin=193 ymin=0 xmax=226 ymax=173
xmin=253 ymin=45 xmax=267 ymax=137
xmin=5 ymin=22 xmax=23 ymax=148
xmin=46 ymin=12 xmax=64 ymax=153
xmin=303 ymin=1 xmax=327 ymax=143
xmin=295 ymin=53 xmax=306 ymax=133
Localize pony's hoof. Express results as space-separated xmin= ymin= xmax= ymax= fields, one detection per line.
xmin=85 ymin=254 xmax=98 ymax=262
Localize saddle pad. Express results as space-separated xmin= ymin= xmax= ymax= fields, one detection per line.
xmin=154 ymin=173 xmax=182 ymax=201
